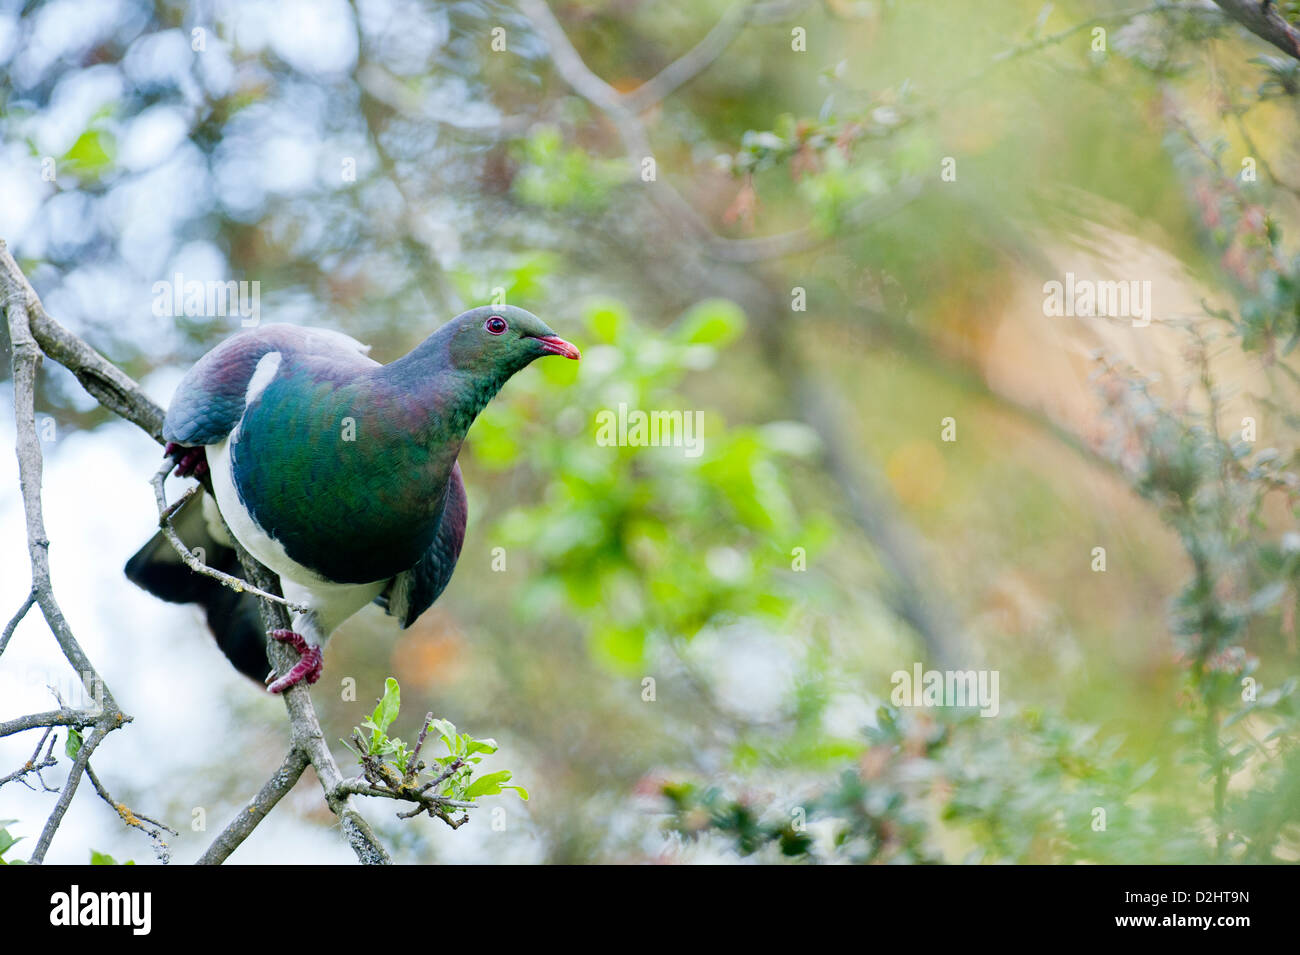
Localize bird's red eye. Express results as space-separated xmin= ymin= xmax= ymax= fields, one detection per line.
xmin=485 ymin=316 xmax=508 ymax=335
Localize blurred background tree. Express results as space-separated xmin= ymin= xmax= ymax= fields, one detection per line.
xmin=1 ymin=0 xmax=1298 ymax=863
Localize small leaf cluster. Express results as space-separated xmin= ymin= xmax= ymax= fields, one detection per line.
xmin=342 ymin=678 xmax=527 ymax=826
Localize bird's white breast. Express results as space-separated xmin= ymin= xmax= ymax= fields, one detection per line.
xmin=207 ymin=434 xmax=304 ymax=585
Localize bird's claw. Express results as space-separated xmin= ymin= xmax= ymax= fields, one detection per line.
xmin=265 ymin=629 xmax=323 ymax=694
xmin=164 ymin=441 xmax=209 ymax=480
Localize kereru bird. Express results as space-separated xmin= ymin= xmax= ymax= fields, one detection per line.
xmin=125 ymin=306 xmax=579 ymax=693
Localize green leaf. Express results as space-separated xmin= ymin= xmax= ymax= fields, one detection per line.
xmin=465 ymin=738 xmax=499 ymax=757
xmin=371 ymin=677 xmax=401 ymax=736
xmin=674 ymin=299 xmax=746 ymax=346
xmin=65 ymin=729 xmax=82 ymax=761
xmin=586 ymin=299 xmax=625 ymax=343
xmin=592 ymin=624 xmax=646 ymax=670
xmin=465 ymin=770 xmax=514 ymax=799
xmin=63 ymin=129 xmax=115 ymax=175
xmin=90 ymin=850 xmax=117 ymax=865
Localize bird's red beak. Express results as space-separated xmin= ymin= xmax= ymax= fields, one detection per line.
xmin=533 ymin=335 xmax=581 ymax=360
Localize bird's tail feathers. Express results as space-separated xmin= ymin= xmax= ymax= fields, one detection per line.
xmin=124 ymin=490 xmax=269 ymax=683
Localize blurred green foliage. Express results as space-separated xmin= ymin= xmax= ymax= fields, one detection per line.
xmin=0 ymin=820 xmax=25 ymax=865
xmin=472 ymin=296 xmax=830 ymax=667
xmin=4 ymin=0 xmax=1300 ymax=864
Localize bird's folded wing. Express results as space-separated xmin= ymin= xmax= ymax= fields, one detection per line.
xmin=379 ymin=462 xmax=468 ymax=628
xmin=162 ymin=324 xmax=374 ymax=446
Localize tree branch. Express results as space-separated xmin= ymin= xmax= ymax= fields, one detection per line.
xmin=334 ymin=777 xmax=473 ymax=828
xmin=332 ymin=721 xmax=475 ymax=829
xmin=620 ymin=0 xmax=811 ymax=114
xmin=226 ymin=538 xmax=393 ymax=864
xmin=517 ymin=0 xmax=899 ymax=263
xmin=1 ymin=240 xmax=138 ymax=862
xmin=619 ymin=3 xmax=756 ymax=114
xmin=1 ymin=239 xmax=391 ymax=865
xmin=1212 ymin=0 xmax=1300 ymax=60
xmin=0 ymin=591 xmax=35 ymax=658
xmin=149 ymin=464 xmax=309 ymax=615
xmin=11 ymin=267 xmax=167 ymax=441
xmin=0 ymin=727 xmax=59 ymax=792
xmin=84 ymin=761 xmax=177 ymax=862
xmin=0 ymin=708 xmax=101 ymax=740
xmin=196 ymin=747 xmax=310 ymax=865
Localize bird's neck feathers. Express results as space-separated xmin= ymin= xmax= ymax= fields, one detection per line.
xmin=377 ymin=324 xmax=514 ymax=447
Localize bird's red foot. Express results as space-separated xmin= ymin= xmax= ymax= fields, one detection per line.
xmin=164 ymin=441 xmax=209 ymax=479
xmin=265 ymin=629 xmax=323 ymax=694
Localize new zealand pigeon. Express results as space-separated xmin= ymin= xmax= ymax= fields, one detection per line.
xmin=125 ymin=306 xmax=579 ymax=692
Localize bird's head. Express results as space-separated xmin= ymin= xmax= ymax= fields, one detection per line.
xmin=444 ymin=305 xmax=580 ymax=378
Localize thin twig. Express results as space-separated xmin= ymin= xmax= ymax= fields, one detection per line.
xmin=408 ymin=712 xmax=434 ymax=774
xmin=0 ymin=727 xmax=59 ymax=792
xmin=84 ymin=762 xmax=177 ymax=862
xmin=335 ymin=775 xmax=472 ymax=828
xmin=418 ymin=758 xmax=465 ymax=793
xmin=0 ymin=708 xmax=102 ymax=739
xmin=336 ymin=777 xmax=475 ymax=810
xmin=6 ymin=248 xmax=166 ymax=439
xmin=517 ymin=0 xmax=911 ymax=264
xmin=149 ymin=461 xmax=309 ymax=614
xmin=619 ymin=1 xmax=812 ymax=114
xmin=0 ymin=591 xmax=35 ymax=658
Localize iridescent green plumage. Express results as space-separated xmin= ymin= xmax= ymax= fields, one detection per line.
xmin=126 ymin=305 xmax=578 ymax=686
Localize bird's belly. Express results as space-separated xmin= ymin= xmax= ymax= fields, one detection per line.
xmin=208 ymin=436 xmax=387 ymax=638
xmin=281 ymin=575 xmax=385 ymax=640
